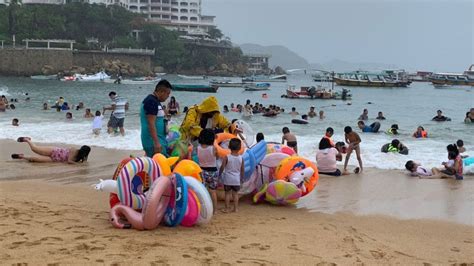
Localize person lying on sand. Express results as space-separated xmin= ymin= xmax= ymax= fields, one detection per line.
xmin=11 ymin=137 xmax=90 ymax=164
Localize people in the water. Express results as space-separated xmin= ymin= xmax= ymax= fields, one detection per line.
xmin=281 ymin=127 xmax=298 ymax=153
xmin=405 ymin=161 xmax=441 ymax=179
xmin=381 ymin=139 xmax=409 ymax=155
xmin=357 ymin=121 xmax=380 ymax=133
xmin=412 ymin=126 xmax=428 ymax=138
xmin=308 ymin=106 xmax=317 ymax=118
xmin=358 ymin=108 xmax=368 ymax=120
xmin=376 ymin=111 xmax=386 ymax=120
xmin=12 ymin=118 xmax=19 ymax=126
xmin=289 ymin=107 xmax=299 ymax=116
xmin=432 ymin=110 xmax=451 ymax=122
xmin=386 ymin=124 xmax=399 ymax=135
xmin=465 ymin=108 xmax=474 ymax=123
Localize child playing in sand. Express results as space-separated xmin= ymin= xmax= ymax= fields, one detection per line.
xmin=281 ymin=127 xmax=298 ymax=153
xmin=92 ymin=111 xmax=103 ymax=135
xmin=197 ymin=129 xmax=219 ymax=214
xmin=343 ymin=126 xmax=363 ymax=174
xmin=219 ymin=138 xmax=244 ymax=213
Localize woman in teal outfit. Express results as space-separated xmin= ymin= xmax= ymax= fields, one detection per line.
xmin=140 ymin=80 xmax=172 ymax=157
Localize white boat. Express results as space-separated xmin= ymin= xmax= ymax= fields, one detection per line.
xmin=243 ymin=82 xmax=271 ymax=91
xmin=76 ymin=71 xmax=111 ymax=82
xmin=30 ymin=74 xmax=58 ymax=80
xmin=178 ymin=74 xmax=208 ymax=80
xmin=242 ymin=74 xmax=287 ymax=82
xmin=121 ymin=77 xmax=161 ymax=85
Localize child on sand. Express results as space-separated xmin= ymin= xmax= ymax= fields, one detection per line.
xmin=281 ymin=127 xmax=298 ymax=153
xmin=197 ymin=129 xmax=219 ymax=214
xmin=404 ymin=160 xmax=441 ymax=179
xmin=218 ymin=138 xmax=244 ymax=213
xmin=92 ymin=111 xmax=103 ymax=135
xmin=343 ymin=126 xmax=363 ymax=174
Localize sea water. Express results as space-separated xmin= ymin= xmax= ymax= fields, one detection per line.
xmin=0 ymin=75 xmax=472 ymax=170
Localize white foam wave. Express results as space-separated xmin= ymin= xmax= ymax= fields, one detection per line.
xmin=0 ymin=86 xmax=10 ymax=96
xmin=0 ymin=120 xmax=143 ymax=150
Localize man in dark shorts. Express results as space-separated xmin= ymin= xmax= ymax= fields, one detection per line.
xmin=281 ymin=127 xmax=298 ymax=153
xmin=103 ymin=91 xmax=128 ymax=136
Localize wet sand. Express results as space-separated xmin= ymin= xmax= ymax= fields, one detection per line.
xmin=1 ymin=139 xmax=473 ymax=264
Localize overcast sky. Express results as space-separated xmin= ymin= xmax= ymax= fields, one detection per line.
xmin=202 ymin=0 xmax=473 ymax=72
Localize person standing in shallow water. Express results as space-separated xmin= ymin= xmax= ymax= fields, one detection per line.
xmin=140 ymin=80 xmax=172 ymax=157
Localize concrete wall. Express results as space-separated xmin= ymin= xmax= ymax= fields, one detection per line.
xmin=0 ymin=48 xmax=73 ymax=76
xmin=0 ymin=48 xmax=152 ymax=76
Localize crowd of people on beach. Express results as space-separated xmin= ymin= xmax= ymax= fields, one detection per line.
xmin=5 ymin=81 xmax=473 ymax=199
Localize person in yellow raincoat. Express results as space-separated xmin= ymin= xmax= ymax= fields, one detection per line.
xmin=180 ymin=96 xmax=230 ymax=142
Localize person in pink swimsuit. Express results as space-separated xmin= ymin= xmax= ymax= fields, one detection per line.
xmin=11 ymin=137 xmax=90 ymax=164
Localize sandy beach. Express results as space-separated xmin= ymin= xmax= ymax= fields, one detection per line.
xmin=1 ymin=139 xmax=473 ymax=265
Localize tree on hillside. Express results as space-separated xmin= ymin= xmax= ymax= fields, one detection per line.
xmin=140 ymin=24 xmax=185 ymax=71
xmin=207 ymin=27 xmax=223 ymax=40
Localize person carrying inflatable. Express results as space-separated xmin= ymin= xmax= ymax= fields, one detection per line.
xmin=381 ymin=139 xmax=409 ymax=155
xmin=412 ymin=126 xmax=428 ymax=138
xmin=180 ymin=96 xmax=230 ymax=142
xmin=357 ymin=121 xmax=380 ymax=133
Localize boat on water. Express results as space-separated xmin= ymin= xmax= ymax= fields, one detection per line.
xmin=429 ymin=65 xmax=474 ymax=87
xmin=171 ymin=84 xmax=218 ymax=93
xmin=102 ymin=76 xmax=161 ymax=85
xmin=210 ymin=81 xmax=248 ymax=87
xmin=242 ymin=74 xmax=287 ymax=83
xmin=177 ymin=74 xmax=208 ymax=80
xmin=60 ymin=71 xmax=111 ymax=82
xmin=282 ymin=85 xmax=351 ymax=100
xmin=312 ymin=71 xmax=333 ymax=82
xmin=30 ymin=74 xmax=58 ymax=80
xmin=334 ymin=70 xmax=411 ymax=87
xmin=407 ymin=71 xmax=433 ymax=82
xmin=243 ymin=82 xmax=271 ymax=91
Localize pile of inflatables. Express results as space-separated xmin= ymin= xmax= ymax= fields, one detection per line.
xmin=95 ymin=155 xmax=212 ymax=230
xmin=95 ymin=120 xmax=321 ymax=230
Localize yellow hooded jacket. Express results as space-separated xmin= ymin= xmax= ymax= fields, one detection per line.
xmin=180 ymin=96 xmax=230 ymax=141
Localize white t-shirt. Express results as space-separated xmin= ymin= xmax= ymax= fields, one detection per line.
xmin=316 ymin=148 xmax=338 ymax=173
xmin=92 ymin=115 xmax=103 ymax=129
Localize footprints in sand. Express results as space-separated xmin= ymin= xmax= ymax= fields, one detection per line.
xmin=241 ymin=242 xmax=271 ymax=251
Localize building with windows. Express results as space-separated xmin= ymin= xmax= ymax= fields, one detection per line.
xmin=3 ymin=0 xmax=215 ymax=36
xmin=244 ymin=53 xmax=271 ymax=74
xmin=125 ymin=0 xmax=215 ymax=36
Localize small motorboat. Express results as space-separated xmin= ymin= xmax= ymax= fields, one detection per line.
xmin=172 ymin=84 xmax=218 ymax=93
xmin=282 ymin=85 xmax=352 ymax=100
xmin=243 ymin=82 xmax=271 ymax=91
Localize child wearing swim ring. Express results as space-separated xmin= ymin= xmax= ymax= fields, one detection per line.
xmin=197 ymin=129 xmax=219 ymax=214
xmin=218 ymin=138 xmax=244 ymax=213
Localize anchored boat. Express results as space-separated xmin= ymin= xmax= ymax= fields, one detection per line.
xmin=171 ymin=84 xmax=218 ymax=93
xmin=282 ymin=85 xmax=351 ymax=100
xmin=334 ymin=70 xmax=411 ymax=87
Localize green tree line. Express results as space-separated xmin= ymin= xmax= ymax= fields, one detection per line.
xmin=0 ymin=2 xmax=245 ymax=73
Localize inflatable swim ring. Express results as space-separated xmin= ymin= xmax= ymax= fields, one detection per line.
xmin=266 ymin=143 xmax=295 ymax=156
xmin=274 ymin=156 xmax=319 ymax=196
xmin=164 ymin=173 xmax=188 ymax=227
xmin=214 ymin=132 xmax=245 ymax=158
xmin=110 ymin=175 xmax=171 ymax=230
xmin=116 ymin=157 xmax=161 ymax=210
xmin=291 ymin=119 xmax=308 ymax=125
xmin=232 ymin=120 xmax=255 ymax=147
xmin=265 ymin=180 xmax=302 ymax=205
xmin=152 ymin=154 xmax=179 ymax=176
xmin=243 ymin=152 xmax=290 ymax=196
xmin=181 ymin=189 xmax=200 ymax=227
xmin=183 ymin=176 xmax=213 ymax=224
